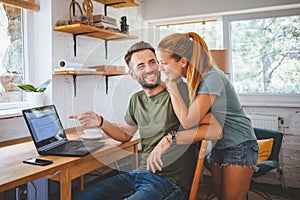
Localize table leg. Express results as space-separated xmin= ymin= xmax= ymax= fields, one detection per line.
xmin=60 ymin=168 xmax=71 ymax=200
xmin=79 ymin=176 xmax=84 ymax=191
xmin=132 ymin=144 xmax=139 ymax=169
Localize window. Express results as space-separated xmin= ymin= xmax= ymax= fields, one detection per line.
xmin=157 ymin=19 xmax=223 ymax=49
xmin=152 ymin=9 xmax=300 ymax=106
xmin=230 ymin=15 xmax=300 ymax=94
xmin=0 ymin=4 xmax=24 ymax=106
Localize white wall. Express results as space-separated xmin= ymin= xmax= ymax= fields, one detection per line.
xmin=50 ymin=1 xmax=300 ymax=128
xmin=51 ymin=0 xmax=145 ymax=128
xmin=143 ymin=0 xmax=300 ymax=21
xmin=43 ymin=0 xmax=300 ymax=189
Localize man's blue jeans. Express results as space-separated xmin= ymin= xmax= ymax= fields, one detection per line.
xmin=73 ymin=168 xmax=188 ymax=200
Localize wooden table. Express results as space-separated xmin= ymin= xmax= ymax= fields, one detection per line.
xmin=0 ymin=127 xmax=140 ymax=200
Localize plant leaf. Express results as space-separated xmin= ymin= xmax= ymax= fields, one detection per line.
xmin=38 ymin=88 xmax=46 ymax=92
xmin=16 ymin=84 xmax=37 ymax=92
xmin=36 ymin=79 xmax=52 ymax=92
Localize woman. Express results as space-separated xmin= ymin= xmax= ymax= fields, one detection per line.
xmin=157 ymin=32 xmax=258 ymax=200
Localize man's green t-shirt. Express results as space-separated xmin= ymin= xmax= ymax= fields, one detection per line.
xmin=124 ymin=83 xmax=197 ymax=191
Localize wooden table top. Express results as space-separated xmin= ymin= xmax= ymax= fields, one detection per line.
xmin=0 ymin=127 xmax=140 ymax=192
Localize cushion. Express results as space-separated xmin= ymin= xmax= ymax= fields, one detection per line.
xmin=257 ymin=138 xmax=274 ymax=162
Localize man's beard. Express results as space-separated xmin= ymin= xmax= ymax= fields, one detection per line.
xmin=136 ymin=71 xmax=161 ymax=89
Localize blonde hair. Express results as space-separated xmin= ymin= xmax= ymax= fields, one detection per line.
xmin=158 ymin=32 xmax=213 ymax=102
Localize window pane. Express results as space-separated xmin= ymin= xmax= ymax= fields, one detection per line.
xmin=231 ymin=15 xmax=300 ymax=94
xmin=158 ymin=20 xmax=223 ymax=49
xmin=0 ymin=4 xmax=24 ymax=104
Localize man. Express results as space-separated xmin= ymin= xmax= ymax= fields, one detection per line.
xmin=71 ymin=41 xmax=221 ymax=200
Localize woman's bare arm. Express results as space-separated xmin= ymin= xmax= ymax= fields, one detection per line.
xmin=166 ymin=80 xmax=216 ymax=129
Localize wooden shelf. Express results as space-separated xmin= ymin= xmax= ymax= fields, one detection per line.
xmin=53 ymin=70 xmax=127 ymax=76
xmin=53 ymin=70 xmax=128 ymax=96
xmin=54 ymin=0 xmax=138 ymax=57
xmin=94 ymin=0 xmax=139 ymax=8
xmin=53 ymin=24 xmax=137 ymax=41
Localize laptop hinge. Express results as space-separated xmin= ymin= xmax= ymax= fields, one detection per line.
xmin=38 ymin=138 xmax=68 ymax=152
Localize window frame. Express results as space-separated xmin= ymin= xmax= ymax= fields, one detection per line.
xmin=156 ymin=18 xmax=224 ymax=50
xmin=0 ymin=0 xmax=39 ymax=11
xmin=147 ymin=7 xmax=300 ymax=108
xmin=0 ymin=0 xmax=51 ymax=119
xmin=223 ymin=7 xmax=300 ymax=107
xmin=0 ymin=5 xmax=29 ymax=112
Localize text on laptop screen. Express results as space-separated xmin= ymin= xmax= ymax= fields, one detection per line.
xmin=23 ymin=105 xmax=66 ymax=148
xmin=30 ymin=111 xmax=61 ymax=142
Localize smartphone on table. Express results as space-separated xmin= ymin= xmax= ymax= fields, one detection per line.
xmin=23 ymin=158 xmax=53 ymax=166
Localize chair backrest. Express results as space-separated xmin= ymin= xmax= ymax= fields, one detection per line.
xmin=204 ymin=128 xmax=284 ymax=173
xmin=189 ymin=140 xmax=208 ymax=200
xmin=254 ymin=128 xmax=283 ymax=161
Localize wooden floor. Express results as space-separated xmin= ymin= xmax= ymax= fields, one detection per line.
xmin=197 ymin=175 xmax=300 ymax=200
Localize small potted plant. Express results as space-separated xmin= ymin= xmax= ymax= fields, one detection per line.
xmin=13 ymin=79 xmax=51 ymax=107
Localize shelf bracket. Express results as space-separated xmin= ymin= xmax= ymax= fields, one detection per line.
xmin=105 ymin=74 xmax=122 ymax=94
xmin=105 ymin=75 xmax=109 ymax=94
xmin=70 ymin=74 xmax=115 ymax=97
xmin=103 ymin=2 xmax=126 ymax=59
xmin=104 ymin=37 xmax=127 ymax=59
xmin=72 ymin=74 xmax=77 ymax=97
xmin=72 ymin=31 xmax=98 ymax=57
xmin=105 ymin=40 xmax=108 ymax=59
xmin=73 ymin=32 xmax=121 ymax=58
xmin=104 ymin=2 xmax=125 ymax=16
xmin=73 ymin=34 xmax=77 ymax=57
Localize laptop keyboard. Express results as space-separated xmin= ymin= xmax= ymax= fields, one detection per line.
xmin=55 ymin=141 xmax=85 ymax=152
xmin=44 ymin=140 xmax=105 ymax=156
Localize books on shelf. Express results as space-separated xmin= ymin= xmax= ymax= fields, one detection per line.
xmin=94 ymin=22 xmax=120 ymax=31
xmin=93 ymin=14 xmax=117 ymax=25
xmin=92 ymin=14 xmax=119 ymax=31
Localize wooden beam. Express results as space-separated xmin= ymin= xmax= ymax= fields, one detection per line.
xmin=156 ymin=19 xmax=217 ymax=27
xmin=0 ymin=0 xmax=40 ymax=11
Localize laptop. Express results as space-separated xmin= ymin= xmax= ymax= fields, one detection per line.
xmin=22 ymin=104 xmax=105 ymax=157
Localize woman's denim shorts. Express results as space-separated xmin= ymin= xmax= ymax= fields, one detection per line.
xmin=210 ymin=140 xmax=259 ymax=170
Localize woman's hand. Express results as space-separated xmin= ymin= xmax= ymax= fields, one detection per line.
xmin=202 ymin=113 xmax=223 ymax=140
xmin=165 ymin=78 xmax=181 ymax=94
xmin=69 ymin=111 xmax=101 ymax=128
xmin=147 ymin=136 xmax=171 ymax=173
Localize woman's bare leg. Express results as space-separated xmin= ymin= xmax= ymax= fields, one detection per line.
xmin=210 ymin=161 xmax=223 ymax=199
xmin=222 ymin=165 xmax=254 ymax=200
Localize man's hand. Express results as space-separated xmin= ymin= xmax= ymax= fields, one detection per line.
xmin=69 ymin=111 xmax=101 ymax=128
xmin=146 ymin=136 xmax=171 ymax=173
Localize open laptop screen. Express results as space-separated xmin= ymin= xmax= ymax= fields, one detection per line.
xmin=23 ymin=105 xmax=67 ymax=149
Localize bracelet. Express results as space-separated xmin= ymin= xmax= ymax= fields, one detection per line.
xmin=164 ymin=135 xmax=171 ymax=144
xmin=167 ymin=131 xmax=177 ymax=144
xmin=97 ymin=115 xmax=104 ymax=128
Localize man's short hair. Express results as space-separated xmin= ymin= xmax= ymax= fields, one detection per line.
xmin=124 ymin=41 xmax=156 ymax=67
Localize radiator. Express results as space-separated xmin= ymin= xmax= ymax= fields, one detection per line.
xmin=248 ymin=114 xmax=279 ymax=131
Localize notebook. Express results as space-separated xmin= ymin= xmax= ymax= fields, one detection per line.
xmin=22 ymin=104 xmax=105 ymax=157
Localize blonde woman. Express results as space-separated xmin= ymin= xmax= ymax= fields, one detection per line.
xmin=157 ymin=32 xmax=258 ymax=200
